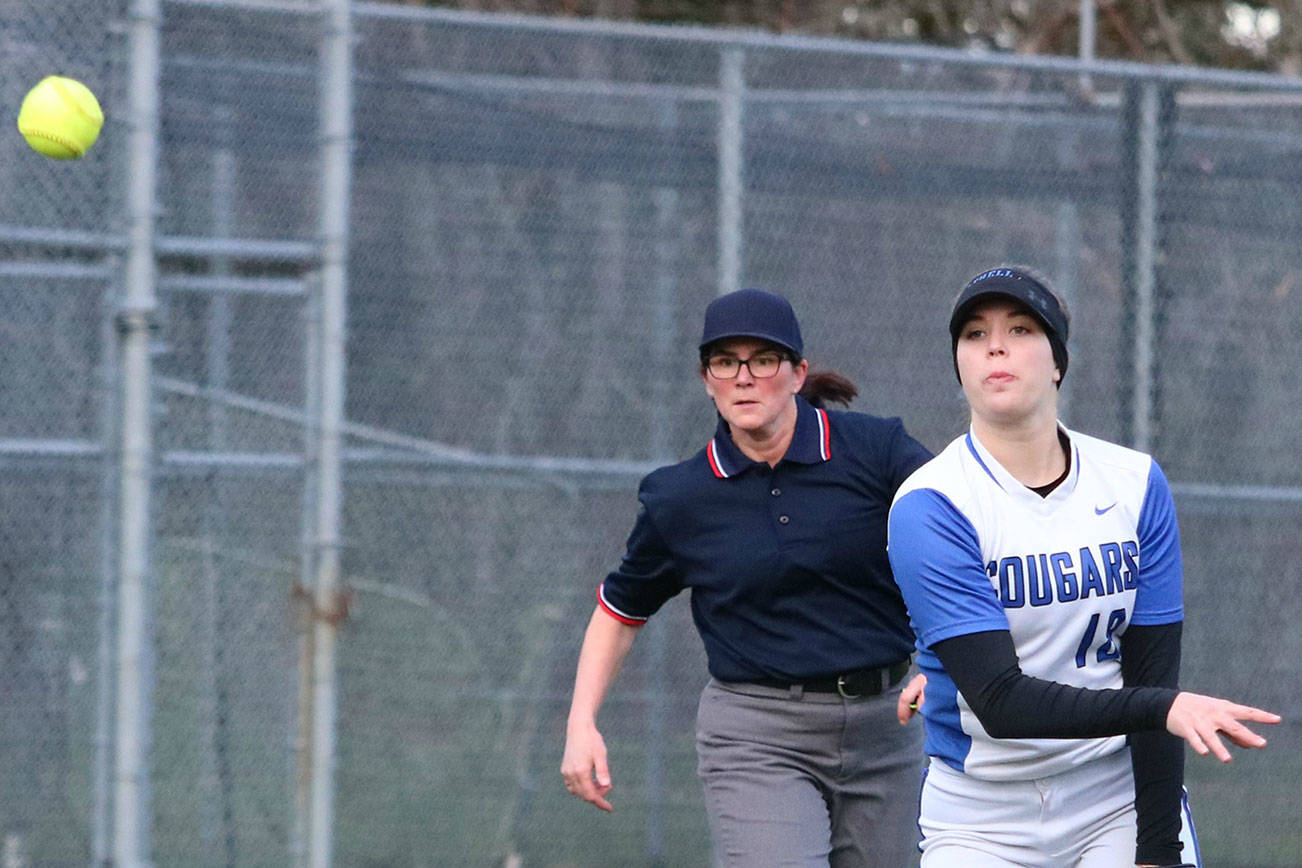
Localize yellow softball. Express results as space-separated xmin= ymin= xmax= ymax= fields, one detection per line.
xmin=17 ymin=76 xmax=104 ymax=159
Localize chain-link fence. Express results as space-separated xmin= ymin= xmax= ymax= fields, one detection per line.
xmin=2 ymin=2 xmax=1300 ymax=866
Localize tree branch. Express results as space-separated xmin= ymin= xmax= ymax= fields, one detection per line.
xmin=1099 ymin=0 xmax=1146 ymax=59
xmin=1152 ymin=0 xmax=1195 ymax=64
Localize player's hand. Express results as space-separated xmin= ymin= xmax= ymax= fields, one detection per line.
xmin=561 ymin=719 xmax=615 ymax=811
xmin=1165 ymin=691 xmax=1281 ymax=763
xmin=897 ymin=673 xmax=926 ymax=725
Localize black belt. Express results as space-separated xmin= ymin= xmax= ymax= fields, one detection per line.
xmin=757 ymin=659 xmax=911 ymax=699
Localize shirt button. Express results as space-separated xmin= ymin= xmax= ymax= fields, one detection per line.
xmin=771 ymin=488 xmax=781 ymax=496
xmin=778 ymin=515 xmax=790 ymax=524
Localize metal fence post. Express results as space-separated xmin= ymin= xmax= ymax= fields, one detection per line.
xmin=718 ymin=48 xmax=743 ymax=297
xmin=197 ymin=104 xmax=238 ymax=866
xmin=114 ymin=0 xmax=162 ymax=864
xmin=1131 ymin=81 xmax=1159 ymax=454
xmin=1078 ymin=0 xmax=1096 ymax=94
xmin=308 ymin=0 xmax=353 ymax=865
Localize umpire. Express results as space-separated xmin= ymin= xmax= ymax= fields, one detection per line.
xmin=561 ymin=288 xmax=932 ymax=867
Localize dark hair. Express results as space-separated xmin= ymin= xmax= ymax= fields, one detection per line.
xmin=800 ymin=369 xmax=859 ymax=409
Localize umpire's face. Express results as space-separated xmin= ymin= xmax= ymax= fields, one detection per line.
xmin=701 ymin=337 xmax=809 ymax=440
xmin=954 ymin=299 xmax=1061 ymax=427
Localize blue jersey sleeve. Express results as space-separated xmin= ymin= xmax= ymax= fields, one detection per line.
xmin=888 ymin=488 xmax=1009 ymax=648
xmin=1132 ymin=461 xmax=1184 ymax=626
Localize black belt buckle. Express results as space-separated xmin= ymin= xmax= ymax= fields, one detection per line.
xmin=836 ymin=660 xmax=909 ymax=699
xmin=836 ymin=672 xmax=866 ymax=699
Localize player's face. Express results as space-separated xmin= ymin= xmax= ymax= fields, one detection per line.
xmin=955 ymin=299 xmax=1060 ymax=424
xmin=701 ymin=338 xmax=808 ymax=437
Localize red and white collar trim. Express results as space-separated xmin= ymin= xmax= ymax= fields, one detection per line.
xmin=815 ymin=406 xmax=831 ymax=461
xmin=706 ymin=407 xmax=831 ymax=479
xmin=707 ymin=439 xmax=731 ymax=478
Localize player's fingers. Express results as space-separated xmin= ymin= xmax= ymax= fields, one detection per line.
xmin=1180 ymin=724 xmax=1209 ymax=757
xmin=1201 ymin=727 xmax=1232 ymax=763
xmin=1231 ymin=705 xmax=1281 ymax=724
xmin=1226 ymin=730 xmax=1267 ymax=750
xmin=1220 ymin=719 xmax=1268 ymax=749
xmin=593 ymin=751 xmax=612 ymax=790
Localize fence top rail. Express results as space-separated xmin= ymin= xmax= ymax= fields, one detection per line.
xmin=337 ymin=3 xmax=1302 ymax=93
xmin=164 ymin=0 xmax=322 ymax=11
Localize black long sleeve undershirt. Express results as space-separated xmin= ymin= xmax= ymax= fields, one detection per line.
xmin=1121 ymin=622 xmax=1186 ymax=866
xmin=931 ymin=630 xmax=1178 ymax=738
xmin=931 ymin=624 xmax=1185 ymax=865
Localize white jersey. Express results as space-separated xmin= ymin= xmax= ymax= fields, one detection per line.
xmin=887 ymin=425 xmax=1184 ymax=781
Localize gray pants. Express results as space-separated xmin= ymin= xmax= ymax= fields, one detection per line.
xmin=696 ymin=678 xmax=924 ymax=868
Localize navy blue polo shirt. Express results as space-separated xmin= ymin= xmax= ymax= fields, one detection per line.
xmin=598 ymin=395 xmax=932 ymax=683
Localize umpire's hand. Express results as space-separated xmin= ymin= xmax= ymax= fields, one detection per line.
xmin=561 ymin=720 xmax=615 ymax=811
xmin=897 ymin=673 xmax=926 ymax=725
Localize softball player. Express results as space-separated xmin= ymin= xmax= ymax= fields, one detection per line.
xmin=562 ymin=288 xmax=932 ymax=866
xmin=887 ymin=267 xmax=1279 ymax=867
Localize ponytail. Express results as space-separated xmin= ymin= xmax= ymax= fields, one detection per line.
xmin=800 ymin=368 xmax=859 ymax=409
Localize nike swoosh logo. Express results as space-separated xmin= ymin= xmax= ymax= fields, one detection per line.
xmin=1095 ymin=503 xmax=1117 ymax=515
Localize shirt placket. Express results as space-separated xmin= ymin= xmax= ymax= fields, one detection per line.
xmin=767 ymin=466 xmax=793 ymax=536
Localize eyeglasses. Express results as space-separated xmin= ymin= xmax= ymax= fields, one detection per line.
xmin=706 ymin=350 xmax=787 ymax=379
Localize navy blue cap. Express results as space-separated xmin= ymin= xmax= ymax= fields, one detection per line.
xmin=950 ymin=267 xmax=1069 ymax=383
xmin=699 ymin=288 xmax=803 ymax=358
